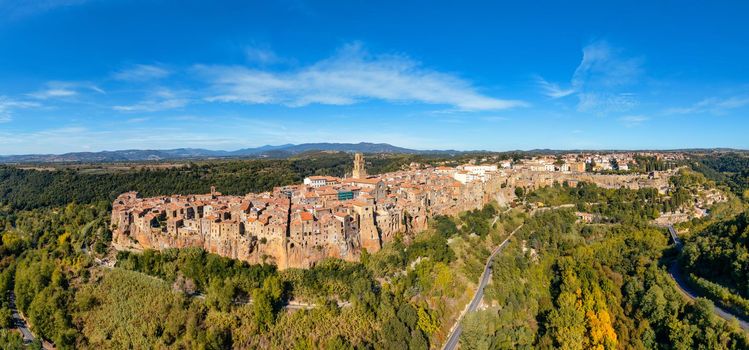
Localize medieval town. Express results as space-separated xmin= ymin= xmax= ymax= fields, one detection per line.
xmin=111 ymin=153 xmax=674 ymax=269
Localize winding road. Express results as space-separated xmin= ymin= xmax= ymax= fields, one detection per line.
xmin=8 ymin=291 xmax=35 ymax=344
xmin=666 ymin=225 xmax=749 ymax=331
xmin=442 ymin=221 xmax=524 ymax=350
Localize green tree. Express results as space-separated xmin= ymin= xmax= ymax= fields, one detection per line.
xmin=252 ymin=288 xmax=274 ymax=331
xmin=460 ymin=311 xmax=496 ymax=350
xmin=0 ymin=330 xmax=24 ymax=350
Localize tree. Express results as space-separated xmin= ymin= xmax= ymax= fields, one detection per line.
xmin=325 ymin=335 xmax=354 ymax=350
xmin=0 ymin=330 xmax=24 ymax=350
xmin=381 ymin=317 xmax=409 ymax=349
xmin=460 ymin=311 xmax=496 ymax=350
xmin=514 ymin=187 xmax=525 ymax=199
xmin=416 ymin=307 xmax=439 ymax=335
xmin=205 ymin=278 xmax=234 ymax=312
xmin=252 ymin=288 xmax=274 ymax=331
xmin=0 ymin=306 xmax=12 ymax=328
xmin=409 ymin=329 xmax=429 ymax=350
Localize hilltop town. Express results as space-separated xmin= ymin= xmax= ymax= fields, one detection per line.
xmin=111 ymin=152 xmax=677 ymax=269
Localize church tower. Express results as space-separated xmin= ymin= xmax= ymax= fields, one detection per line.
xmin=352 ymin=153 xmax=367 ymax=179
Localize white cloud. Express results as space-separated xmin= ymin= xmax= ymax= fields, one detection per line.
xmin=666 ymin=95 xmax=749 ymax=115
xmin=113 ymin=89 xmax=188 ymax=112
xmin=619 ymin=115 xmax=649 ymax=127
xmin=196 ymin=43 xmax=525 ymax=111
xmin=113 ymin=64 xmax=171 ymax=81
xmin=571 ymin=41 xmax=642 ymax=90
xmin=28 ymin=81 xmax=104 ymax=99
xmin=30 ymin=88 xmax=77 ymax=99
xmin=0 ymin=96 xmax=39 ymax=123
xmin=537 ymin=40 xmax=643 ymax=114
xmin=536 ymin=76 xmax=576 ymax=98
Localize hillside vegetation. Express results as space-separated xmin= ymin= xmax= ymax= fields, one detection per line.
xmin=1 ymin=153 xmax=749 ymax=349
xmin=462 ymin=208 xmax=748 ymax=349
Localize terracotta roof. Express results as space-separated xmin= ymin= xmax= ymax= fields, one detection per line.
xmin=300 ymin=212 xmax=314 ymax=221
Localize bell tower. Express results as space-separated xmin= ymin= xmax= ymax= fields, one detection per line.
xmin=352 ymin=153 xmax=367 ymax=179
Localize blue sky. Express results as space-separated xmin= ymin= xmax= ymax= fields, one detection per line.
xmin=1 ymin=0 xmax=748 ymax=154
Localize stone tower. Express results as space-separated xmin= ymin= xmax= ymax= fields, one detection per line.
xmin=352 ymin=153 xmax=367 ymax=179
xmin=353 ymin=202 xmax=381 ymax=253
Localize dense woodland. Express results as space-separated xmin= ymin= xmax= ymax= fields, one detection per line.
xmin=681 ymin=211 xmax=749 ymax=319
xmin=1 ymin=153 xmax=749 ymax=349
xmin=691 ymin=153 xmax=749 ymax=199
xmin=464 ymin=209 xmax=748 ymax=349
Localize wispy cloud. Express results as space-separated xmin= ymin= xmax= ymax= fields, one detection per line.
xmin=0 ymin=96 xmax=39 ymax=122
xmin=113 ymin=64 xmax=171 ymax=82
xmin=666 ymin=95 xmax=749 ymax=115
xmin=0 ymin=125 xmax=232 ymax=154
xmin=537 ymin=40 xmax=643 ymax=114
xmin=113 ymin=89 xmax=188 ymax=112
xmin=535 ymin=76 xmax=575 ymax=98
xmin=196 ymin=43 xmax=525 ymax=111
xmin=619 ymin=115 xmax=649 ymax=127
xmin=28 ymin=81 xmax=104 ymax=99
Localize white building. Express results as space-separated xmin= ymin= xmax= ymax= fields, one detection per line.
xmin=303 ymin=176 xmax=339 ymax=188
xmin=463 ymin=164 xmax=498 ymax=173
xmin=453 ymin=171 xmax=480 ymax=184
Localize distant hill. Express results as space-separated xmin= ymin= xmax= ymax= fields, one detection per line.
xmin=0 ymin=142 xmax=457 ymax=163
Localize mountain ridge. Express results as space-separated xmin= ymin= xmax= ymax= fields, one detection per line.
xmin=0 ymin=142 xmax=462 ymax=163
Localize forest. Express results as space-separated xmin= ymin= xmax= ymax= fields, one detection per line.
xmin=681 ymin=211 xmax=749 ymax=319
xmin=462 ymin=208 xmax=748 ymax=349
xmin=691 ymin=153 xmax=749 ymax=199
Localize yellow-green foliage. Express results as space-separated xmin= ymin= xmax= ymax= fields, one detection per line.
xmin=74 ymin=269 xmax=198 ymax=349
xmin=466 ymin=207 xmax=749 ymax=350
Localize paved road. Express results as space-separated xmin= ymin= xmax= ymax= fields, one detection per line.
xmin=666 ymin=225 xmax=749 ymax=331
xmin=442 ymin=222 xmax=524 ymax=350
xmin=8 ymin=291 xmax=35 ymax=344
